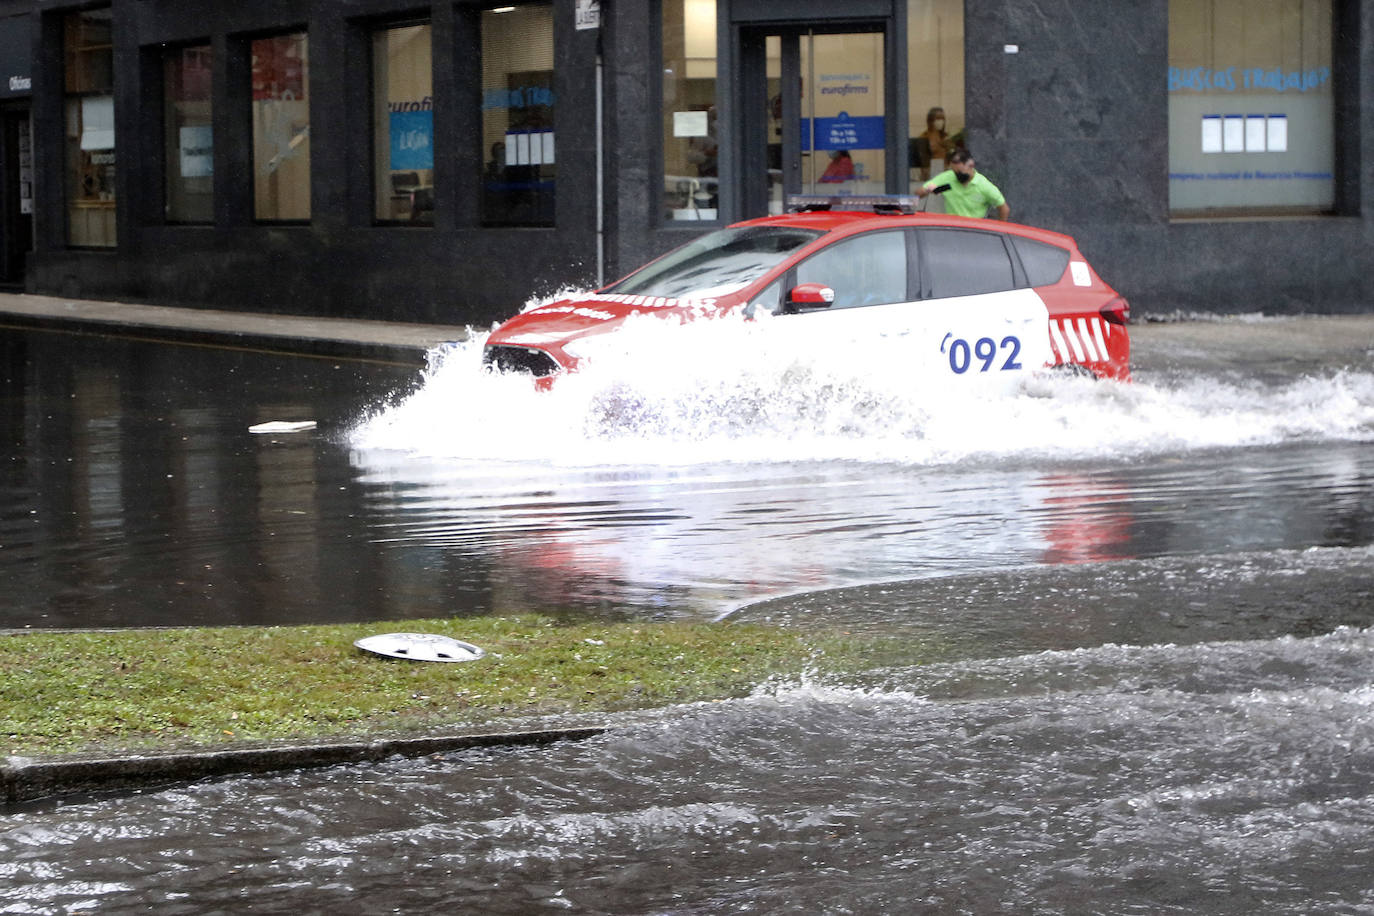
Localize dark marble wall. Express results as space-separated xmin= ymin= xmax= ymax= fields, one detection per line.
xmin=965 ymin=0 xmax=1372 ymax=316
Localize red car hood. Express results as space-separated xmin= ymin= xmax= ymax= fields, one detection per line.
xmin=487 ymin=293 xmax=729 ymax=354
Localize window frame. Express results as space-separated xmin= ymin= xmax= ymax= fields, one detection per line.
xmin=786 ymin=227 xmax=913 ymax=310
xmin=1007 ymin=235 xmax=1071 ymax=289
xmin=1166 ymin=0 xmax=1339 ymax=220
xmin=914 ymin=227 xmax=1023 ymax=300
xmin=370 ymin=18 xmax=435 ymax=227
xmin=249 ymin=27 xmax=311 ymax=224
xmin=161 ymin=40 xmax=215 ymax=226
xmin=62 ymin=7 xmax=117 ymax=248
xmin=658 ymin=0 xmax=722 ymax=226
xmin=478 ymin=1 xmax=556 ymax=229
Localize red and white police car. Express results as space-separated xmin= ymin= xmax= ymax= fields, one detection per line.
xmin=483 ymin=196 xmax=1130 ymax=387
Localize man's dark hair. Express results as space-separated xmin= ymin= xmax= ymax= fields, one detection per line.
xmin=949 ymin=149 xmax=974 ymax=165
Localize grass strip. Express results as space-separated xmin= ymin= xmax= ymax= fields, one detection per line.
xmin=1 ymin=615 xmax=906 ymax=759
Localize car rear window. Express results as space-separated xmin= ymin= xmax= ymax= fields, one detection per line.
xmin=921 ymin=229 xmax=1015 ymax=299
xmin=1010 ymin=236 xmax=1071 ymax=287
xmin=608 ymin=227 xmax=822 ymax=299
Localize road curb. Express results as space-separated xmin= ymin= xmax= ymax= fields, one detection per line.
xmin=0 ymin=310 xmax=433 ymax=366
xmin=2 ymin=726 xmax=606 ymax=808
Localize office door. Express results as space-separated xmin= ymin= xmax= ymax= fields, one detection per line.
xmin=739 ymin=26 xmax=890 ymax=217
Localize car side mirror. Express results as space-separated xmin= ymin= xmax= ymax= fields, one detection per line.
xmin=783 ymin=282 xmax=835 ymax=314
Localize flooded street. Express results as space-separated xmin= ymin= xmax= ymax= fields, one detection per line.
xmin=2 ymin=317 xmax=1369 ymax=629
xmin=1 ymin=315 xmax=1372 ymax=912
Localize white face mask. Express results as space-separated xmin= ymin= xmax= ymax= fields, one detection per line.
xmin=933 ymin=118 xmax=946 ymax=131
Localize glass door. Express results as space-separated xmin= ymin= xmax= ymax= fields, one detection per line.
xmin=800 ymin=32 xmax=886 ymax=197
xmin=741 ymin=26 xmax=887 ymax=217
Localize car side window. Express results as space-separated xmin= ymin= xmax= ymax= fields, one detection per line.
xmin=1010 ymin=236 xmax=1071 ymax=288
xmin=794 ymin=230 xmax=907 ymax=309
xmin=921 ymin=229 xmax=1015 ymax=299
xmin=746 ymin=278 xmax=784 ymax=316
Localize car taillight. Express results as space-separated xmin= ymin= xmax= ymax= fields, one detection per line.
xmin=1100 ymin=296 xmax=1130 ymax=325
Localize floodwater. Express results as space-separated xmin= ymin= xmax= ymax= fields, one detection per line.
xmin=1 ymin=314 xmax=1373 ymax=912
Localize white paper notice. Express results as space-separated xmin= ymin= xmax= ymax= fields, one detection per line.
xmin=542 ymin=131 xmax=555 ymax=164
xmin=673 ymin=110 xmax=709 ymax=138
xmin=80 ymin=96 xmax=115 ymax=151
xmin=179 ymin=125 xmax=213 ymax=177
xmin=575 ymin=0 xmax=600 ymax=29
xmin=1266 ymin=115 xmax=1288 ymax=152
xmin=1201 ymin=116 xmax=1222 ymax=153
xmin=1222 ymin=115 xmax=1244 ymax=152
xmin=1245 ymin=115 xmax=1266 ymax=152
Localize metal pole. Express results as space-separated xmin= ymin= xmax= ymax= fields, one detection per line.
xmin=595 ymin=51 xmax=605 ymax=288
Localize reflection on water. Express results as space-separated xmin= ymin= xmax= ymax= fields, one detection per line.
xmin=1 ymin=333 xmax=427 ymax=628
xmin=0 ymin=328 xmax=1372 ymax=629
xmin=352 ymin=445 xmax=1374 ymax=624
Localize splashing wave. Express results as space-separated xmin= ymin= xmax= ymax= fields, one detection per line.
xmin=350 ymin=322 xmax=1374 ymax=467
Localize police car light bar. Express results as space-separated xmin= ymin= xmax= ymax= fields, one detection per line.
xmin=785 ymin=194 xmax=920 ymax=214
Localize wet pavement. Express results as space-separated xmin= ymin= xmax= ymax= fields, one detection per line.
xmin=0 ymin=296 xmax=1371 ymax=912
xmin=0 ymin=291 xmax=462 ymax=365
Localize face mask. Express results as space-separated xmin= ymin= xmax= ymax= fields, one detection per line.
xmin=933 ymin=119 xmax=945 ymax=131
xmin=956 ymin=170 xmax=972 ymax=184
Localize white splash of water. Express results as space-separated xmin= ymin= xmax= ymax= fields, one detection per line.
xmin=350 ymin=318 xmax=1374 ymax=468
xmin=519 ymin=285 xmax=589 ymax=314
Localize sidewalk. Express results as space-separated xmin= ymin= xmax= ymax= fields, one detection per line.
xmin=0 ymin=292 xmax=469 ymax=365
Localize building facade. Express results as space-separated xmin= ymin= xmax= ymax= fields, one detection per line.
xmin=0 ymin=0 xmax=1368 ymax=325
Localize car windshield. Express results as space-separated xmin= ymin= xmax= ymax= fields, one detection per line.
xmin=607 ymin=226 xmax=822 ymax=299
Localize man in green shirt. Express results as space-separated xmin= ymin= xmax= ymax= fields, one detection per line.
xmin=916 ymin=149 xmax=1010 ymax=220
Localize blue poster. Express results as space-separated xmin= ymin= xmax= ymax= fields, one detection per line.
xmin=802 ymin=112 xmax=886 ymax=151
xmin=390 ymin=110 xmax=434 ymax=170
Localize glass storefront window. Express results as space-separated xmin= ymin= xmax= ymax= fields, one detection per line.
xmin=372 ymin=23 xmax=433 ymax=225
xmin=481 ymin=4 xmax=554 ymax=227
xmin=801 ymin=32 xmax=885 ymax=196
xmin=662 ymin=0 xmax=718 ymax=222
xmin=906 ymin=0 xmax=965 ymax=196
xmin=64 ymin=9 xmax=116 ymax=247
xmin=164 ymin=44 xmax=213 ymax=223
xmin=251 ymin=32 xmax=310 ymax=221
xmin=1168 ymin=0 xmax=1334 ymax=216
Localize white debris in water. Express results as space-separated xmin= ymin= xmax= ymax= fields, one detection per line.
xmin=249 ymin=420 xmax=317 ymax=434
